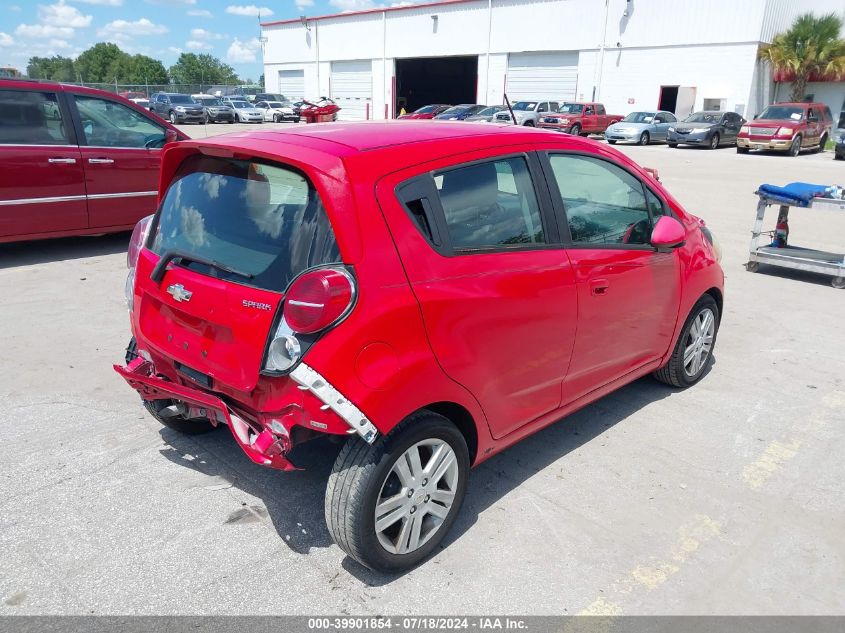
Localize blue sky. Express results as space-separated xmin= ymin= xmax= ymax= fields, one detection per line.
xmin=0 ymin=0 xmax=367 ymax=81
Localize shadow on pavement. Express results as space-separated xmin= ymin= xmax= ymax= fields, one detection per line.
xmin=158 ymin=372 xmax=682 ymax=584
xmin=0 ymin=232 xmax=130 ymax=270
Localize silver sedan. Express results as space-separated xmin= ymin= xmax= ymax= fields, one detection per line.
xmin=605 ymin=111 xmax=677 ymax=145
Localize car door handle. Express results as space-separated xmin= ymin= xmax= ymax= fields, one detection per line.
xmin=88 ymin=158 xmax=115 ymax=164
xmin=48 ymin=157 xmax=77 ymax=164
xmin=590 ymin=279 xmax=610 ymax=296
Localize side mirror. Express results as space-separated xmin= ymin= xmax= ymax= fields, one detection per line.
xmin=650 ymin=216 xmax=685 ymax=249
xmin=165 ymin=129 xmax=179 ymax=144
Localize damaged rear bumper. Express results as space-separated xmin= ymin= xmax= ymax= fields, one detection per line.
xmin=114 ymin=358 xmax=299 ymax=471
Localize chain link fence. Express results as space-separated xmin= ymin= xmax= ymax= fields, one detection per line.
xmin=62 ymin=82 xmax=263 ymax=98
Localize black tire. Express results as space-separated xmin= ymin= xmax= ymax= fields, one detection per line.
xmin=274 ymin=113 xmax=281 ymax=123
xmin=668 ymin=142 xmax=677 ymax=148
xmin=653 ymin=294 xmax=720 ymax=388
xmin=709 ymin=133 xmax=720 ymax=149
xmin=523 ymin=120 xmax=535 ymax=127
xmin=835 ymin=152 xmax=844 ymax=161
xmin=788 ymin=135 xmax=801 ymax=157
xmin=638 ymin=131 xmax=650 ymax=146
xmin=228 ymin=119 xmax=235 ymax=124
xmin=737 ymin=146 xmax=750 ymax=154
xmin=570 ymin=124 xmax=581 ymax=136
xmin=204 ymin=114 xmax=210 ymax=124
xmin=816 ymin=133 xmax=827 ymax=153
xmin=325 ymin=410 xmax=470 ymax=572
xmin=607 ymin=139 xmax=617 ymax=145
xmin=169 ymin=111 xmax=177 ymax=124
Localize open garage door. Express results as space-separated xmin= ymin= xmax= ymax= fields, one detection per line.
xmin=278 ymin=69 xmax=305 ymax=101
xmin=506 ymin=52 xmax=578 ymax=102
xmin=331 ymin=60 xmax=372 ymax=121
xmin=395 ymin=56 xmax=478 ymax=116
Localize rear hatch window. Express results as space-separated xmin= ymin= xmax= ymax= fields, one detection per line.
xmin=150 ymin=154 xmax=341 ymax=292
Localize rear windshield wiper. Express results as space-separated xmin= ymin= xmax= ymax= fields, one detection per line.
xmin=151 ymin=249 xmax=254 ymax=284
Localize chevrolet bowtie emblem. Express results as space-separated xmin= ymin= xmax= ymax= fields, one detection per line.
xmin=166 ymin=283 xmax=193 ymax=302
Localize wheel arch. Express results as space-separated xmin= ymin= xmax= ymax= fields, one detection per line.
xmin=420 ymin=401 xmax=479 ymax=466
xmin=704 ymin=287 xmax=723 ymax=322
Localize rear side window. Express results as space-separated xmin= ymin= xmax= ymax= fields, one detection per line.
xmin=151 ymin=155 xmax=340 ymax=291
xmin=433 ymin=157 xmax=544 ymax=250
xmin=0 ymin=90 xmax=69 ymax=145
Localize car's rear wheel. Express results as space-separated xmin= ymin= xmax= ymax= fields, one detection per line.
xmin=639 ymin=131 xmax=650 ymax=146
xmin=607 ymin=139 xmax=617 ymax=145
xmin=668 ymin=142 xmax=677 ymax=148
xmin=325 ymin=410 xmax=469 ymax=571
xmin=737 ymin=146 xmax=750 ymax=154
xmin=570 ymin=124 xmax=581 ymax=136
xmin=709 ymin=133 xmax=720 ymax=149
xmin=653 ymin=295 xmax=720 ymax=388
xmin=788 ymin=135 xmax=801 ymax=157
xmin=815 ymin=133 xmax=828 ymax=153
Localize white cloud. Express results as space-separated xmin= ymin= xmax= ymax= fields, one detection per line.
xmin=329 ymin=0 xmax=375 ymax=10
xmin=16 ymin=23 xmax=76 ymax=39
xmin=9 ymin=4 xmax=22 ymax=11
xmin=70 ymin=0 xmax=122 ymax=5
xmin=167 ymin=46 xmax=183 ymax=55
xmin=226 ymin=37 xmax=260 ymax=63
xmin=147 ymin=0 xmax=195 ymax=4
xmin=225 ymin=5 xmax=273 ymax=17
xmin=98 ymin=18 xmax=167 ymax=39
xmin=186 ymin=40 xmax=212 ymax=50
xmin=295 ymin=0 xmax=314 ymax=8
xmin=187 ymin=9 xmax=212 ymax=17
xmin=190 ymin=28 xmax=224 ymax=40
xmin=40 ymin=1 xmax=93 ymax=28
xmin=0 ymin=33 xmax=14 ymax=46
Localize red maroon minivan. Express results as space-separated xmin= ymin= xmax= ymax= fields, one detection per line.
xmin=0 ymin=79 xmax=185 ymax=243
xmin=116 ymin=122 xmax=724 ymax=571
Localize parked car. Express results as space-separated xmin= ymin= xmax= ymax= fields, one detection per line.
xmin=0 ymin=78 xmax=185 ymax=243
xmin=537 ymin=102 xmax=623 ymax=136
xmin=254 ymin=100 xmax=299 ymax=123
xmin=254 ymin=93 xmax=288 ymax=103
xmin=465 ymin=105 xmax=506 ymax=122
xmin=223 ymin=97 xmax=264 ymax=123
xmin=191 ymin=94 xmax=235 ymax=124
xmin=605 ymin=111 xmax=678 ymax=145
xmin=399 ymin=104 xmax=451 ymax=120
xmin=132 ymin=98 xmax=150 ymax=110
xmin=149 ymin=93 xmax=205 ymax=125
xmin=667 ymin=111 xmax=745 ymax=149
xmin=119 ymin=91 xmax=147 ymax=102
xmin=736 ymin=102 xmax=833 ymax=156
xmin=115 ymin=121 xmax=724 ymax=572
xmin=494 ymin=100 xmax=559 ymax=126
xmin=433 ymin=104 xmax=487 ymax=121
xmin=835 ymin=131 xmax=845 ymax=160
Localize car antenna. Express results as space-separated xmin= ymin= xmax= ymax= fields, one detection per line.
xmin=503 ymin=93 xmax=518 ymax=126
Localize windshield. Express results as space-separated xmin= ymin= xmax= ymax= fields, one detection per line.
xmin=231 ymin=101 xmax=250 ymax=108
xmin=621 ymin=111 xmax=656 ymax=123
xmin=267 ymin=102 xmax=284 ymax=108
xmin=512 ymin=101 xmax=537 ymax=111
xmin=151 ymin=155 xmax=341 ymax=292
xmin=684 ymin=112 xmax=720 ymax=124
xmin=559 ymin=103 xmax=584 ymax=114
xmin=758 ymin=105 xmax=804 ymax=121
xmin=477 ymin=106 xmax=501 ymax=116
xmin=196 ymin=96 xmax=222 ymax=105
xmin=414 ymin=105 xmax=440 ymax=114
xmin=169 ymin=95 xmax=196 ymax=105
xmin=440 ymin=106 xmax=470 ymax=115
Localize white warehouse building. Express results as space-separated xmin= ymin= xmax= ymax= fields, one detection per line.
xmin=261 ymin=0 xmax=845 ymax=127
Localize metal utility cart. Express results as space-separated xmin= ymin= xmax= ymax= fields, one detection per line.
xmin=748 ymin=187 xmax=845 ymax=289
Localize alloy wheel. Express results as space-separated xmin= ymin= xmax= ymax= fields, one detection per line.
xmin=374 ymin=439 xmax=459 ymax=555
xmin=683 ymin=308 xmax=715 ymax=377
xmin=709 ymin=134 xmax=719 ymax=149
xmin=639 ymin=132 xmax=650 ymax=145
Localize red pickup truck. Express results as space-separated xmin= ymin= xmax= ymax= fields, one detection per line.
xmin=538 ymin=102 xmax=622 ymax=136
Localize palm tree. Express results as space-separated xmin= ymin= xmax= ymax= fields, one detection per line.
xmin=759 ymin=12 xmax=845 ymax=102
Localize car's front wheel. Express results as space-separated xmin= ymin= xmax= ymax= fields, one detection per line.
xmin=169 ymin=111 xmax=177 ymax=124
xmin=709 ymin=133 xmax=720 ymax=149
xmin=325 ymin=411 xmax=469 ymax=571
xmin=569 ymin=123 xmax=581 ymax=136
xmin=788 ymin=135 xmax=802 ymax=157
xmin=653 ymin=294 xmax=720 ymax=388
xmin=639 ymin=131 xmax=650 ymax=146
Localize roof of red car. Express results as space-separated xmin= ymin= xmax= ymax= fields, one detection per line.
xmin=222 ymin=120 xmax=551 ymax=153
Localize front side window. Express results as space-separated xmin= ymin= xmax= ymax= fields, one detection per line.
xmin=597 ymin=104 xmax=606 ymax=115
xmin=433 ymin=157 xmax=544 ymax=250
xmin=549 ymin=154 xmax=652 ymax=246
xmin=0 ymin=90 xmax=69 ymax=145
xmin=73 ymin=95 xmax=166 ymax=148
xmin=512 ymin=101 xmax=537 ymax=111
xmin=151 ymin=155 xmax=340 ymax=291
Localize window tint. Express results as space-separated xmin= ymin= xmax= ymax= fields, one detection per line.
xmin=0 ymin=90 xmax=69 ymax=145
xmin=584 ymin=106 xmax=594 ymax=115
xmin=646 ymin=189 xmax=667 ymax=220
xmin=549 ymin=154 xmax=652 ymax=246
xmin=434 ymin=157 xmax=544 ymax=250
xmin=73 ymin=95 xmax=166 ymax=148
xmin=151 ymin=155 xmax=340 ymax=291
xmin=597 ymin=104 xmax=606 ymax=115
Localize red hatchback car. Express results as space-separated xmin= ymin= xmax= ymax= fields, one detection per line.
xmin=116 ymin=122 xmax=724 ymax=571
xmin=0 ymin=79 xmax=185 ymax=243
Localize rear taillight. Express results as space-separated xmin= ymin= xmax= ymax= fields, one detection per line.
xmin=284 ymin=268 xmax=355 ymax=335
xmin=125 ymin=215 xmax=152 ymax=310
xmin=127 ymin=214 xmax=153 ymax=269
xmin=263 ymin=267 xmax=355 ymax=373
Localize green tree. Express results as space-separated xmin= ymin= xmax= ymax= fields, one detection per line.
xmin=259 ymin=73 xmax=265 ymax=88
xmin=111 ymin=54 xmax=169 ymax=84
xmin=168 ymin=53 xmax=238 ymax=85
xmin=26 ymin=56 xmax=76 ymax=81
xmin=75 ymin=42 xmax=126 ymax=83
xmin=759 ymin=13 xmax=845 ymax=101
